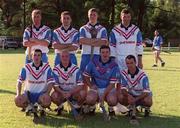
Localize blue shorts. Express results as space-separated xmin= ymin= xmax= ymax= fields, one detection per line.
xmin=24 ymin=91 xmax=44 ymax=104
xmin=80 ymin=54 xmax=99 ymax=72
xmin=54 ymin=53 xmax=77 ymax=66
xmin=25 ymin=53 xmax=48 ymax=64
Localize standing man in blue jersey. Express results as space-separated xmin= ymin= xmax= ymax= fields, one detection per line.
xmin=117 ymin=55 xmax=152 ymax=122
xmin=83 ymin=45 xmax=118 ymax=118
xmin=53 ymin=11 xmax=79 ymax=66
xmin=152 ymin=30 xmax=165 ymax=67
xmin=79 ymin=8 xmax=108 ymax=72
xmin=109 ymin=8 xmax=143 ymax=70
xmin=23 ymin=9 xmax=52 ymax=64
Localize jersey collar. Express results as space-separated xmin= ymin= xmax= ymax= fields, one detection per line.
xmin=60 ymin=62 xmax=72 ymax=71
xmin=99 ymin=57 xmax=111 ymax=65
xmin=32 ymin=61 xmax=43 ymax=70
xmin=128 ymin=67 xmax=139 ymax=78
xmin=61 ymin=25 xmax=72 ymax=33
xmin=88 ymin=22 xmax=99 ymax=28
xmin=120 ymin=23 xmax=132 ymax=30
xmin=32 ymin=24 xmax=43 ymax=31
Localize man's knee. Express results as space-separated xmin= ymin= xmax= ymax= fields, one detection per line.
xmin=51 ymin=91 xmax=63 ymax=105
xmin=14 ymin=94 xmax=28 ymax=108
xmin=106 ymin=93 xmax=117 ymax=106
xmin=72 ymin=90 xmax=86 ymax=105
xmin=86 ymin=90 xmax=98 ymax=106
xmin=39 ymin=94 xmax=51 ymax=108
xmin=142 ymin=96 xmax=153 ymax=107
xmin=78 ymin=90 xmax=86 ymax=101
xmin=117 ymin=92 xmax=129 ymax=106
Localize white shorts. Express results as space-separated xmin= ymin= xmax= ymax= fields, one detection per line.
xmin=154 ymin=46 xmax=161 ymax=51
xmin=97 ymin=88 xmax=116 ymax=98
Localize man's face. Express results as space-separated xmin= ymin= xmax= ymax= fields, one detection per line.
xmin=88 ymin=11 xmax=98 ymax=23
xmin=126 ymin=58 xmax=136 ymax=70
xmin=100 ymin=48 xmax=110 ymax=62
xmin=120 ymin=13 xmax=131 ymax=25
xmin=33 ymin=51 xmax=42 ymax=64
xmin=61 ymin=14 xmax=72 ymax=27
xmin=32 ymin=14 xmax=42 ymax=25
xmin=60 ymin=51 xmax=70 ymax=64
xmin=154 ymin=30 xmax=159 ymax=36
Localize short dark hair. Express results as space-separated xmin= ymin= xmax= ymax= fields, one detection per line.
xmin=34 ymin=49 xmax=42 ymax=56
xmin=126 ymin=55 xmax=136 ymax=63
xmin=121 ymin=8 xmax=132 ymax=15
xmin=61 ymin=11 xmax=71 ymax=18
xmin=100 ymin=45 xmax=110 ymax=52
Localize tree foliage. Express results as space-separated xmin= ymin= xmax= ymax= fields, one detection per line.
xmin=0 ymin=0 xmax=179 ymax=43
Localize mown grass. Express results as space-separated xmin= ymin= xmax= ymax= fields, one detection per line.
xmin=0 ymin=49 xmax=180 ymax=128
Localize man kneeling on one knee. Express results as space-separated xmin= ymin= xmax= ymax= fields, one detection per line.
xmin=83 ymin=45 xmax=119 ymax=116
xmin=117 ymin=55 xmax=153 ymax=119
xmin=15 ymin=49 xmax=54 ymax=116
xmin=51 ymin=50 xmax=86 ymax=119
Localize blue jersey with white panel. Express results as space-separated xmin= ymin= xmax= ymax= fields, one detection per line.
xmin=83 ymin=57 xmax=118 ymax=89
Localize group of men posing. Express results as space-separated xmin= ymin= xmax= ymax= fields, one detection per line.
xmin=14 ymin=8 xmax=153 ymax=122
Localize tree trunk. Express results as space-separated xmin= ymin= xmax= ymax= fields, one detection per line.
xmin=110 ymin=0 xmax=115 ymax=29
xmin=137 ymin=0 xmax=146 ymax=30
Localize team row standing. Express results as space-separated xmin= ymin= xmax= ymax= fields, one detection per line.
xmin=23 ymin=8 xmax=143 ymax=71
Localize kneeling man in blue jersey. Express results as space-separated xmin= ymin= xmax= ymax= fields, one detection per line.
xmin=83 ymin=45 xmax=119 ymax=120
xmin=15 ymin=49 xmax=54 ymax=119
xmin=117 ymin=55 xmax=152 ymax=124
xmin=51 ymin=50 xmax=86 ymax=120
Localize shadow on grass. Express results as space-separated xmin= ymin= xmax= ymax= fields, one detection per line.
xmin=34 ymin=112 xmax=180 ymax=128
xmin=0 ymin=89 xmax=16 ymax=95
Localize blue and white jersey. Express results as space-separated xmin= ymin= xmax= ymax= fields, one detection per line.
xmin=23 ymin=25 xmax=52 ymax=55
xmin=53 ymin=63 xmax=83 ymax=91
xmin=17 ymin=62 xmax=54 ymax=93
xmin=79 ymin=23 xmax=108 ymax=55
xmin=153 ymin=35 xmax=163 ymax=50
xmin=119 ymin=68 xmax=151 ymax=96
xmin=53 ymin=26 xmax=79 ymax=54
xmin=109 ymin=23 xmax=143 ymax=57
xmin=83 ymin=57 xmax=118 ymax=89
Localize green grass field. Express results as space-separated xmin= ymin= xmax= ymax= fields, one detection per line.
xmin=0 ymin=49 xmax=180 ymax=128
